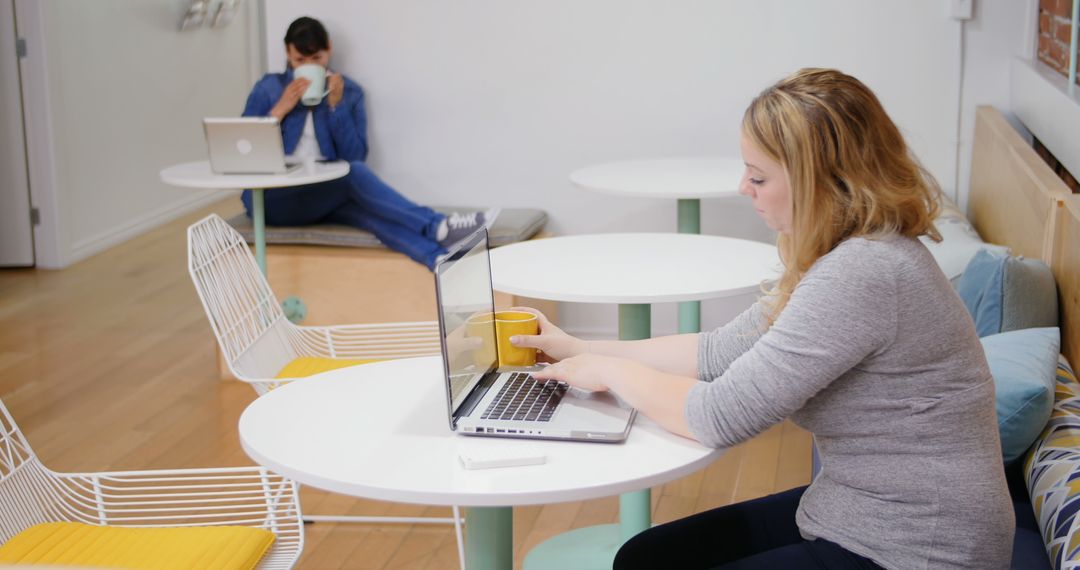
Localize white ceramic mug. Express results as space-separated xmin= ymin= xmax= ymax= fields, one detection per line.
xmin=294 ymin=63 xmax=328 ymax=106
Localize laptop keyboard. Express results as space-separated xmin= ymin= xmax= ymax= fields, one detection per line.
xmin=481 ymin=372 xmax=568 ymax=422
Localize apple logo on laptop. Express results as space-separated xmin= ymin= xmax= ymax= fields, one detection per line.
xmin=236 ymin=138 xmax=253 ymax=155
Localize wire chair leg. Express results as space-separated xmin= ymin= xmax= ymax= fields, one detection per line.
xmin=453 ymin=505 xmax=465 ymax=570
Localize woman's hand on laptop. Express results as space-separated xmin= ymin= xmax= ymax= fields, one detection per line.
xmin=534 ymin=353 xmax=699 ymax=440
xmin=531 ymin=354 xmax=649 ymax=393
xmin=508 ymin=307 xmax=586 ymax=363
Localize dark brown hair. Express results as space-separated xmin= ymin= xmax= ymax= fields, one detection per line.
xmin=284 ymin=17 xmax=329 ymax=56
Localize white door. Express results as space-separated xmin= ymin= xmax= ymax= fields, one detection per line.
xmin=0 ymin=0 xmax=33 ymax=267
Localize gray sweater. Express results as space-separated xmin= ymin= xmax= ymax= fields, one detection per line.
xmin=688 ymin=235 xmax=1014 ymax=570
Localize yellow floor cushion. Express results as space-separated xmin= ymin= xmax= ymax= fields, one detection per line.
xmin=0 ymin=522 xmax=274 ymax=570
xmin=275 ymin=356 xmax=379 ymax=379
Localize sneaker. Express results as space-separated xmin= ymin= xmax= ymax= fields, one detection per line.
xmin=438 ymin=208 xmax=501 ymax=249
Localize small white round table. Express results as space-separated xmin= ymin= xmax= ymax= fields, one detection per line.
xmin=489 ymin=232 xmax=779 ymax=568
xmin=570 ymin=157 xmax=746 ymax=333
xmin=159 ymin=160 xmax=349 ymax=275
xmin=238 ymin=356 xmax=721 ymax=570
xmin=490 ymin=233 xmax=779 ymax=308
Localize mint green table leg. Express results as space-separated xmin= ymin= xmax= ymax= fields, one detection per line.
xmin=620 ymin=489 xmax=651 ymax=540
xmin=252 ymin=188 xmax=308 ymax=323
xmin=524 ymin=304 xmax=653 ymax=570
xmin=618 ymin=303 xmax=650 ymax=341
xmin=678 ymin=301 xmax=701 ymax=333
xmin=252 ymin=188 xmax=267 ymax=275
xmin=677 ymin=198 xmax=701 ymax=333
xmin=466 ymin=507 xmax=512 ymax=570
xmin=677 ymin=198 xmax=700 ymax=234
xmin=616 ymin=302 xmax=652 ymax=538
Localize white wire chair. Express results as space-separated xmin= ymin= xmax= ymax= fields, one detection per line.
xmin=0 ymin=397 xmax=303 ymax=569
xmin=187 ymin=214 xmax=444 ymax=396
xmin=187 ymin=214 xmax=465 ymax=569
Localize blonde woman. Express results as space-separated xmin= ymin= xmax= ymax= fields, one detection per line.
xmin=513 ymin=69 xmax=1013 ymax=569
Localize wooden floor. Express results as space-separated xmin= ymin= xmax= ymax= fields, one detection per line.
xmin=0 ymin=199 xmax=812 ymax=569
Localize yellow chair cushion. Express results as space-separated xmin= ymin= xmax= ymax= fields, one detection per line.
xmin=0 ymin=521 xmax=274 ymax=570
xmin=275 ymin=356 xmax=379 ymax=379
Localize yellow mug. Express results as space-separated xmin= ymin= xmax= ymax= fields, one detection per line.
xmin=494 ymin=310 xmax=539 ymax=367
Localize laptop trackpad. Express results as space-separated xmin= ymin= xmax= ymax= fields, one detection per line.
xmin=558 ymin=389 xmax=635 ymax=431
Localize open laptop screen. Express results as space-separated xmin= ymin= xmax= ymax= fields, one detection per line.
xmin=434 ymin=228 xmax=498 ymax=414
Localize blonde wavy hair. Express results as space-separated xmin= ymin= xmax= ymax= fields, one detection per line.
xmin=742 ymin=68 xmax=942 ymax=325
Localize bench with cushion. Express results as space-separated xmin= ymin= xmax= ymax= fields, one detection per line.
xmin=225 ymin=207 xmax=548 ymax=250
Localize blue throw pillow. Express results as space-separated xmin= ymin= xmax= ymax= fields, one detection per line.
xmin=956 ymin=249 xmax=1057 ymax=337
xmin=981 ymin=327 xmax=1060 ymax=463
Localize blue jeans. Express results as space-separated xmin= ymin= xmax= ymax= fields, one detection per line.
xmin=242 ymin=161 xmax=446 ymax=268
xmin=614 ymin=486 xmax=885 ymax=569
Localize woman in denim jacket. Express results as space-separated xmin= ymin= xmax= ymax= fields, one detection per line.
xmin=242 ymin=16 xmax=496 ymax=269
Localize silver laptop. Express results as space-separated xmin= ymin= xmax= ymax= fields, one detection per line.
xmin=203 ymin=117 xmax=301 ymax=175
xmin=434 ymin=227 xmax=636 ymax=442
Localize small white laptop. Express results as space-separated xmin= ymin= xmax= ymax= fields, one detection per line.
xmin=203 ymin=117 xmax=300 ymax=175
xmin=434 ymin=227 xmax=636 ymax=443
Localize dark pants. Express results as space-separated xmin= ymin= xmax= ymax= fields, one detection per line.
xmin=242 ymin=160 xmax=445 ymax=268
xmin=614 ymin=486 xmax=885 ymax=570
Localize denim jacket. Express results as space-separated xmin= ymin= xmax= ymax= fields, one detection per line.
xmin=241 ymin=67 xmax=368 ymax=162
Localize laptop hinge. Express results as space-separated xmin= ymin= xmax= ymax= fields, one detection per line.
xmin=454 ymin=371 xmax=499 ymax=425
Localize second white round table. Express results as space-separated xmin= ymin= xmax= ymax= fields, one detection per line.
xmin=490 ymin=232 xmax=779 ymax=568
xmin=160 ymin=160 xmax=350 ymax=275
xmin=570 ymin=157 xmax=746 ymax=332
xmin=160 ymin=160 xmax=350 ymax=322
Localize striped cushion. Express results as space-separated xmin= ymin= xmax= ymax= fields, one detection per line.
xmin=0 ymin=522 xmax=274 ymax=570
xmin=1025 ymin=358 xmax=1080 ymax=567
xmin=275 ymin=356 xmax=378 ymax=379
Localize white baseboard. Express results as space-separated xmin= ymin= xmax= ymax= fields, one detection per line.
xmin=66 ymin=189 xmax=239 ymax=267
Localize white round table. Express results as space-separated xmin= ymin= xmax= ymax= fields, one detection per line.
xmin=570 ymin=156 xmax=744 ymax=203
xmin=570 ymin=157 xmax=746 ymax=333
xmin=489 ymin=232 xmax=779 ymax=568
xmin=490 ymin=233 xmax=778 ymax=306
xmin=238 ymin=356 xmax=721 ymax=570
xmin=160 ymin=160 xmax=349 ymax=274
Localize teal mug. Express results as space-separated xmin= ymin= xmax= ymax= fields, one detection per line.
xmin=294 ymin=64 xmax=328 ymax=106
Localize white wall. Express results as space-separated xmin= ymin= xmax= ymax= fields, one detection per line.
xmin=955 ymin=0 xmax=1037 ymax=214
xmin=19 ymin=0 xmax=259 ymax=268
xmin=0 ymin=0 xmax=33 ymax=267
xmin=262 ymin=1 xmax=1016 ymax=337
